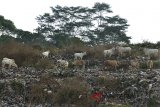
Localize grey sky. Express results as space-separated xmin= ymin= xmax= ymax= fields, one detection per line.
xmin=0 ymin=0 xmax=160 ymax=43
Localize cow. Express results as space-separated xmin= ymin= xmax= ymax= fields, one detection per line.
xmin=2 ymin=57 xmax=18 ymax=68
xmin=116 ymin=46 xmax=131 ymax=57
xmin=104 ymin=47 xmax=116 ymax=57
xmin=74 ymin=52 xmax=87 ymax=60
xmin=143 ymin=48 xmax=158 ymax=58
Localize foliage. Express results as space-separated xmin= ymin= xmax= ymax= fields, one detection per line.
xmin=134 ymin=40 xmax=160 ymax=49
xmin=36 ymin=2 xmax=130 ymax=46
xmin=28 ymin=75 xmax=60 ymax=105
xmin=54 ymin=77 xmax=90 ymax=106
xmin=148 ymin=97 xmax=160 ymax=107
xmin=0 ymin=15 xmax=16 ymax=32
xmin=0 ymin=35 xmax=15 ymax=44
xmin=35 ymin=58 xmax=55 ymax=69
xmin=95 ymin=76 xmax=121 ymax=91
xmin=11 ymin=80 xmax=24 ymax=95
xmin=139 ymin=62 xmax=148 ymax=69
xmin=29 ymin=84 xmax=47 ymax=104
xmin=0 ymin=41 xmax=41 ymax=67
xmin=153 ymin=61 xmax=160 ymax=69
xmin=16 ymin=29 xmax=46 ymax=44
xmin=0 ymin=83 xmax=5 ymax=95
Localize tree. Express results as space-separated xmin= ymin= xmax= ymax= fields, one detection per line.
xmin=92 ymin=3 xmax=130 ymax=44
xmin=0 ymin=34 xmax=15 ymax=44
xmin=16 ymin=29 xmax=46 ymax=44
xmin=0 ymin=15 xmax=16 ymax=35
xmin=35 ymin=2 xmax=131 ymax=46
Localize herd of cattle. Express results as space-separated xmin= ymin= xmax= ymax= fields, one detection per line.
xmin=102 ymin=46 xmax=158 ymax=71
xmin=1 ymin=45 xmax=159 ymax=71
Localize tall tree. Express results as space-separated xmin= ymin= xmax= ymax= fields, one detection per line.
xmin=35 ymin=2 xmax=131 ymax=46
xmin=16 ymin=29 xmax=46 ymax=44
xmin=0 ymin=15 xmax=16 ymax=35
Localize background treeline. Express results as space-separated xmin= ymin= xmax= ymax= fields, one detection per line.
xmin=1 ymin=2 xmax=159 ymax=48
xmin=0 ymin=2 xmax=132 ymax=47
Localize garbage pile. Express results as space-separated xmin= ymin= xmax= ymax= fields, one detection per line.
xmin=0 ymin=67 xmax=160 ymax=107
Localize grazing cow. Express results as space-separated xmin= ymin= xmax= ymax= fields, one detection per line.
xmin=72 ymin=59 xmax=85 ymax=70
xmin=2 ymin=57 xmax=18 ymax=68
xmin=42 ymin=50 xmax=50 ymax=58
xmin=104 ymin=47 xmax=116 ymax=57
xmin=74 ymin=52 xmax=87 ymax=60
xmin=57 ymin=59 xmax=69 ymax=69
xmin=104 ymin=60 xmax=119 ymax=70
xmin=143 ymin=48 xmax=158 ymax=58
xmin=116 ymin=46 xmax=131 ymax=57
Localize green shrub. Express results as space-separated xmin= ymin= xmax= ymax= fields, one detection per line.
xmin=54 ymin=87 xmax=80 ymax=104
xmin=139 ymin=62 xmax=148 ymax=69
xmin=29 ymin=84 xmax=47 ymax=104
xmin=95 ymin=76 xmax=121 ymax=91
xmin=0 ymin=41 xmax=41 ymax=67
xmin=35 ymin=58 xmax=55 ymax=69
xmin=153 ymin=61 xmax=160 ymax=69
xmin=10 ymin=80 xmax=24 ymax=95
xmin=28 ymin=75 xmax=60 ymax=104
xmin=32 ymin=44 xmax=43 ymax=50
xmin=0 ymin=83 xmax=5 ymax=95
xmin=54 ymin=77 xmax=90 ymax=106
xmin=148 ymin=97 xmax=160 ymax=107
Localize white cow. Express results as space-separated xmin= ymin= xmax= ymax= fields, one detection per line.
xmin=42 ymin=50 xmax=50 ymax=58
xmin=116 ymin=46 xmax=131 ymax=56
xmin=2 ymin=57 xmax=18 ymax=68
xmin=104 ymin=47 xmax=116 ymax=57
xmin=74 ymin=52 xmax=87 ymax=60
xmin=143 ymin=48 xmax=158 ymax=57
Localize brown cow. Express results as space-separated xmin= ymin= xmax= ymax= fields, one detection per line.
xmin=104 ymin=60 xmax=119 ymax=70
xmin=72 ymin=59 xmax=86 ymax=70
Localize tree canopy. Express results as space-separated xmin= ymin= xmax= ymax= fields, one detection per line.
xmin=0 ymin=15 xmax=16 ymax=34
xmin=36 ymin=2 xmax=131 ymax=46
xmin=0 ymin=2 xmax=131 ymax=47
xmin=0 ymin=15 xmax=46 ymax=44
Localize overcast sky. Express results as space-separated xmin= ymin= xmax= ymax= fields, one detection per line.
xmin=0 ymin=0 xmax=160 ymax=43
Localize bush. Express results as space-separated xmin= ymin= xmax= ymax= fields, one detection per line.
xmin=32 ymin=44 xmax=43 ymax=51
xmin=139 ymin=62 xmax=148 ymax=69
xmin=28 ymin=75 xmax=59 ymax=105
xmin=29 ymin=84 xmax=47 ymax=104
xmin=55 ymin=87 xmax=81 ymax=104
xmin=0 ymin=41 xmax=42 ymax=67
xmin=10 ymin=80 xmax=24 ymax=95
xmin=153 ymin=61 xmax=160 ymax=69
xmin=95 ymin=76 xmax=121 ymax=91
xmin=0 ymin=83 xmax=5 ymax=95
xmin=84 ymin=45 xmax=107 ymax=59
xmin=54 ymin=77 xmax=91 ymax=106
xmin=148 ymin=97 xmax=160 ymax=107
xmin=34 ymin=58 xmax=55 ymax=69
